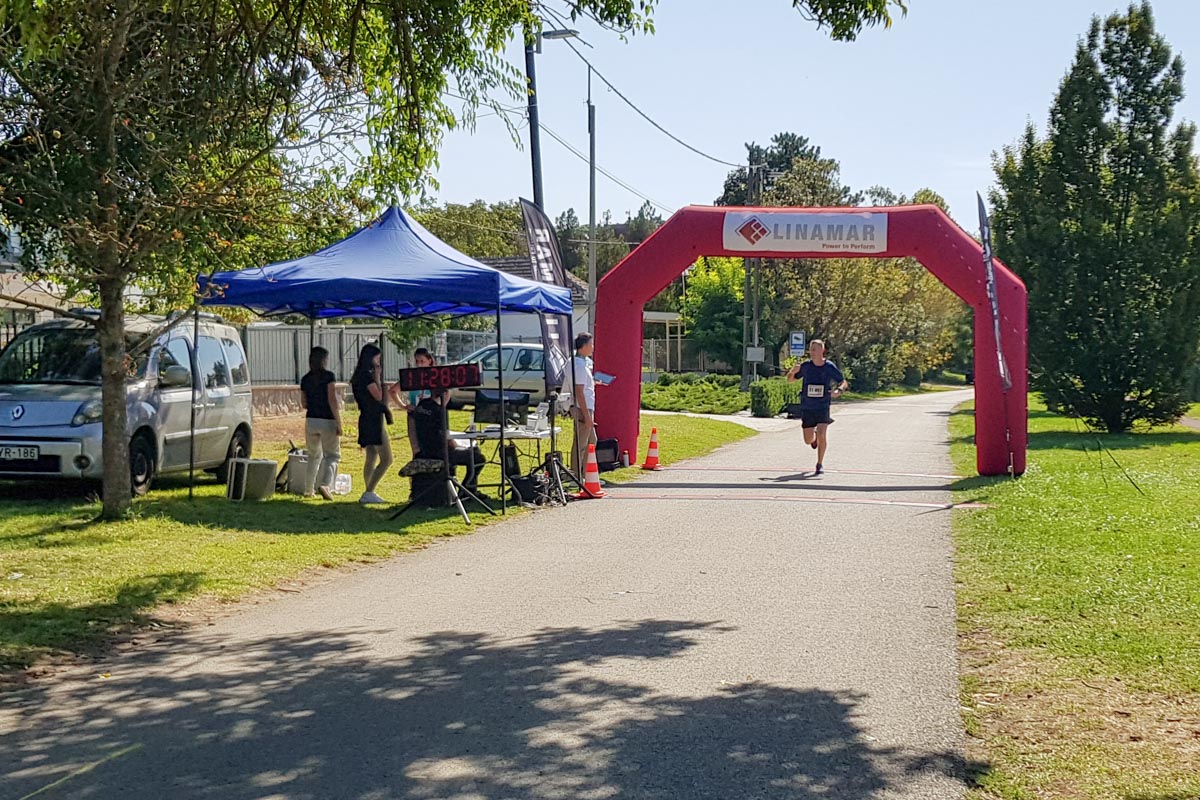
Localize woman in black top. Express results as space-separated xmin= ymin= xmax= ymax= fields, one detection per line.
xmin=350 ymin=343 xmax=402 ymax=504
xmin=299 ymin=346 xmax=342 ymax=500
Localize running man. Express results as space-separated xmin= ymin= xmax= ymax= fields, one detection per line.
xmin=786 ymin=339 xmax=848 ymax=475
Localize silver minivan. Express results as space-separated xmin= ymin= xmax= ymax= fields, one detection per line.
xmin=0 ymin=312 xmax=253 ymax=494
xmin=447 ymin=342 xmax=547 ymax=407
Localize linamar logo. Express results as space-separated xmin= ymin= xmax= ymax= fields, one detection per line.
xmin=736 ymin=217 xmax=770 ymax=246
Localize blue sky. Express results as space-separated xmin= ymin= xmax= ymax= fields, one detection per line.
xmin=423 ymin=0 xmax=1200 ymax=228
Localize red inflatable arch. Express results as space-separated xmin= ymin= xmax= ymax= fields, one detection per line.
xmin=593 ymin=205 xmax=1027 ymax=476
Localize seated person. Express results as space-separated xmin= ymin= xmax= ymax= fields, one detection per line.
xmin=411 ymin=391 xmax=484 ymax=490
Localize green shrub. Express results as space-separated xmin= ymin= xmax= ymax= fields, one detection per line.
xmin=703 ymin=373 xmax=742 ymax=388
xmin=641 ymin=380 xmax=749 ymax=415
xmin=750 ymin=378 xmax=801 ymax=418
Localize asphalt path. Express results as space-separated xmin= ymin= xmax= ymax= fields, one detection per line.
xmin=2 ymin=389 xmax=981 ymax=800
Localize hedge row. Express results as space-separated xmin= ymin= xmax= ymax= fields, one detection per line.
xmin=749 ymin=378 xmax=801 ymax=418
xmin=641 ymin=379 xmax=749 ymax=415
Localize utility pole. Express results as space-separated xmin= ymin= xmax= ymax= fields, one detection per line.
xmin=524 ymin=26 xmax=544 ymax=209
xmin=587 ymin=67 xmax=597 ymax=328
xmin=751 ymin=164 xmax=763 ymax=381
xmin=740 ymin=164 xmax=761 ymax=390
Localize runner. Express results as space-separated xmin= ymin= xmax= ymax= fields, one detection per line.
xmin=786 ymin=339 xmax=848 ymax=476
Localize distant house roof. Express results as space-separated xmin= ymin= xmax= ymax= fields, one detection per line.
xmin=478 ymin=256 xmax=589 ymax=304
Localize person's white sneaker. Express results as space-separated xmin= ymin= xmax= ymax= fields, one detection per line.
xmin=318 ymin=486 xmax=335 ymax=501
xmin=359 ymin=491 xmax=386 ymax=505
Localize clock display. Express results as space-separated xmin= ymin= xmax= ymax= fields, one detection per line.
xmin=397 ymin=363 xmax=483 ymax=391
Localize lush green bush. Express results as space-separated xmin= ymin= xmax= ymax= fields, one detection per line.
xmin=750 ymin=378 xmax=802 ymax=418
xmin=704 ymin=373 xmax=742 ymax=388
xmin=641 ymin=378 xmax=748 ymax=415
xmin=655 ymin=372 xmax=739 ymax=388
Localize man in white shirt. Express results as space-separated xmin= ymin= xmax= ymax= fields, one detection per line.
xmin=570 ymin=332 xmax=597 ymax=474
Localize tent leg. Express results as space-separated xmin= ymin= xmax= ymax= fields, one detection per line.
xmin=188 ymin=306 xmax=200 ymax=501
xmin=496 ymin=308 xmax=507 ymax=515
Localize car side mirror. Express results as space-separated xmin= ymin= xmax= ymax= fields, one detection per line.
xmin=161 ymin=365 xmax=192 ymax=388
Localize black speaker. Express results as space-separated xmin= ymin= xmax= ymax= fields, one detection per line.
xmin=594 ymin=438 xmax=620 ymax=472
xmin=410 ymin=471 xmax=451 ymax=507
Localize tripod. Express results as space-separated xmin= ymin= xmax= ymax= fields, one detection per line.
xmin=539 ymin=389 xmax=590 ymax=505
xmin=391 ymin=396 xmax=495 ymax=524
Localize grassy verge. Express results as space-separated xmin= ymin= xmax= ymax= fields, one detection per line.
xmin=949 ymin=399 xmax=1200 ymax=799
xmin=0 ymin=411 xmax=751 ymax=676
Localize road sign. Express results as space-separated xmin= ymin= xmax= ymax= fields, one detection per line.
xmin=746 ymin=346 xmax=766 ymax=363
xmin=789 ymin=331 xmax=807 ymax=357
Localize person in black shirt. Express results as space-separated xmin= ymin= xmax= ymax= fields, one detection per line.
xmin=299 ymin=346 xmax=341 ymax=500
xmin=412 ymin=390 xmax=483 ymax=490
xmin=785 ymin=339 xmax=848 ymax=476
xmin=350 ymin=343 xmax=404 ymax=504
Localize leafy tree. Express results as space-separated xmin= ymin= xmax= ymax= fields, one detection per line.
xmin=717 ymin=132 xmax=823 ymax=206
xmin=625 ymin=200 xmax=665 ymax=242
xmin=413 ymin=200 xmax=525 ymax=260
xmin=554 ymin=208 xmax=584 ymax=274
xmin=0 ymin=1 xmax=650 ymax=517
xmin=0 ymin=1 xmax=907 ymax=518
xmin=991 ymin=1 xmax=1200 ymax=431
xmin=680 ymin=257 xmax=744 ymax=368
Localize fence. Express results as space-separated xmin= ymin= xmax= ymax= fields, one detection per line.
xmin=240 ymin=325 xmax=536 ymax=385
xmin=642 ymin=337 xmax=730 ymax=374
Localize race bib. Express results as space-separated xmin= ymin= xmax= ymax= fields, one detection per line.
xmin=807 ymin=384 xmax=825 ymax=398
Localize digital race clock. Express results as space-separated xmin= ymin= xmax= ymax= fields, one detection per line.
xmin=397 ymin=363 xmax=483 ymax=391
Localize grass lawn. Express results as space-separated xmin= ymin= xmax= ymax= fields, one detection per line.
xmin=949 ymin=399 xmax=1200 ymax=799
xmin=0 ymin=411 xmax=752 ymax=677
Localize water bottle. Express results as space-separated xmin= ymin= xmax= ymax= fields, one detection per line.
xmin=621 ymin=450 xmax=631 ymax=468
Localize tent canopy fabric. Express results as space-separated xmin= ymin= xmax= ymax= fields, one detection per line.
xmin=197 ymin=206 xmax=572 ymax=320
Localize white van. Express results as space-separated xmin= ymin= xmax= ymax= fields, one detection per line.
xmin=0 ymin=312 xmax=253 ymax=494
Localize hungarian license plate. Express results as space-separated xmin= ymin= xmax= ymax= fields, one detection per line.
xmin=0 ymin=446 xmax=38 ymax=461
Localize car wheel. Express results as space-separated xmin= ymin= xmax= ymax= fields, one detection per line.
xmin=129 ymin=434 xmax=156 ymax=497
xmin=216 ymin=428 xmax=251 ymax=484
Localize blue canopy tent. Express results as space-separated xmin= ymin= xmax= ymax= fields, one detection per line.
xmin=197 ymin=206 xmax=571 ymax=319
xmin=192 ymin=206 xmax=573 ymax=517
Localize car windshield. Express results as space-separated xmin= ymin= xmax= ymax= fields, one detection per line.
xmin=0 ymin=328 xmax=149 ymax=385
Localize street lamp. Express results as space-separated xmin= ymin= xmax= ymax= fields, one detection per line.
xmin=523 ymin=26 xmax=598 ymax=327
xmin=524 ymin=27 xmax=580 ymax=210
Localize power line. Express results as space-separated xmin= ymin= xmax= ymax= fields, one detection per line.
xmin=539 ymin=121 xmax=676 ymax=214
xmin=540 ymin=5 xmax=757 ymax=170
xmin=413 ymin=212 xmax=526 ymax=239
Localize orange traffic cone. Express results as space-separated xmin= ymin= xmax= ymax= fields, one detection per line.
xmin=640 ymin=427 xmax=663 ymax=470
xmin=575 ymin=443 xmax=606 ymax=499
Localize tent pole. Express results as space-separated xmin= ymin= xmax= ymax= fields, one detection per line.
xmin=496 ymin=307 xmax=506 ymax=514
xmin=188 ymin=305 xmax=200 ymax=501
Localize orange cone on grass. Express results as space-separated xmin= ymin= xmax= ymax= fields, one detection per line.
xmin=640 ymin=427 xmax=662 ymax=470
xmin=575 ymin=443 xmax=606 ymax=499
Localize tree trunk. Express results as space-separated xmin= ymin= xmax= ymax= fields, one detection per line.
xmin=98 ymin=278 xmax=132 ymax=518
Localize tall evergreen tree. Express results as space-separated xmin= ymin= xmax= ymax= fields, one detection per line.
xmin=992 ymin=1 xmax=1200 ymax=432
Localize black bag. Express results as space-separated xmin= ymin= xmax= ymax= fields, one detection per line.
xmin=594 ymin=437 xmax=620 ymax=472
xmin=510 ymin=473 xmax=549 ymax=506
xmin=276 ymin=441 xmax=304 ymax=492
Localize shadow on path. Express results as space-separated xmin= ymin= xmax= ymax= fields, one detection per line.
xmin=3 ymin=620 xmax=986 ymax=799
